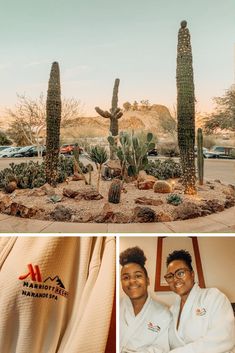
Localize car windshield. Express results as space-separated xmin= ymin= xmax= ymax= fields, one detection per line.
xmin=213 ymin=146 xmax=225 ymax=152
xmin=17 ymin=146 xmax=34 ymax=152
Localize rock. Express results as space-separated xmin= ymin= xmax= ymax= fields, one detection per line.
xmin=95 ymin=203 xmax=129 ymax=223
xmin=102 ymin=160 xmax=122 ymax=179
xmin=0 ymin=196 xmax=12 ymax=211
xmin=173 ymin=202 xmax=205 ymax=220
xmin=209 ymin=185 xmax=215 ymax=190
xmin=63 ymin=188 xmax=79 ymax=198
xmin=214 ymin=179 xmax=221 ymax=183
xmin=132 ymin=206 xmax=156 ymax=223
xmin=153 ymin=181 xmax=172 ymax=193
xmin=224 ymin=196 xmax=235 ymax=208
xmin=82 ymin=190 xmax=103 ymax=200
xmin=202 ymin=199 xmax=225 ymax=213
xmin=135 ymin=197 xmax=163 ymax=206
xmin=4 ymin=181 xmax=17 ymax=194
xmin=72 ymin=173 xmax=84 ymax=181
xmin=50 ymin=205 xmax=73 ymax=221
xmin=41 ymin=183 xmax=56 ymax=196
xmin=9 ymin=203 xmax=38 ymax=218
xmin=95 ymin=203 xmax=115 ymax=223
xmin=137 ymin=171 xmax=157 ymax=190
xmin=156 ymin=211 xmax=173 ymax=222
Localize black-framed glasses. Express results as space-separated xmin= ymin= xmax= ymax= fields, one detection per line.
xmin=164 ymin=268 xmax=191 ymax=283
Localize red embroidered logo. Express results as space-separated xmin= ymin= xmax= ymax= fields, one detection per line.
xmin=18 ymin=263 xmax=68 ymax=301
xmin=19 ymin=264 xmax=42 ymax=282
xmin=147 ymin=322 xmax=161 ymax=333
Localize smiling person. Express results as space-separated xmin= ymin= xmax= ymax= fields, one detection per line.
xmin=165 ymin=249 xmax=235 ymax=353
xmin=120 ymin=246 xmax=171 ymax=353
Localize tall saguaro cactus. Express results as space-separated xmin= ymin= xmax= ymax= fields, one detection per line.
xmin=95 ymin=78 xmax=123 ymax=159
xmin=45 ymin=62 xmax=61 ymax=186
xmin=176 ymin=20 xmax=196 ymax=195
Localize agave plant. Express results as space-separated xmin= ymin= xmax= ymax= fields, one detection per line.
xmin=88 ymin=146 xmax=108 ymax=192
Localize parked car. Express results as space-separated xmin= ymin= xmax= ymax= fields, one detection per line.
xmin=194 ymin=146 xmax=209 ymax=158
xmin=11 ymin=145 xmax=46 ymax=158
xmin=0 ymin=146 xmax=22 ymax=158
xmin=205 ymin=146 xmax=235 ymax=159
xmin=147 ymin=148 xmax=158 ymax=156
xmin=0 ymin=145 xmax=11 ymax=152
xmin=60 ymin=144 xmax=83 ymax=155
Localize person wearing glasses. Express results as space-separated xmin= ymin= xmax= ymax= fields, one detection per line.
xmin=164 ymin=249 xmax=235 ymax=353
xmin=120 ymin=246 xmax=171 ymax=353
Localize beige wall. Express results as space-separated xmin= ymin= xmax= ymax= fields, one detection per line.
xmin=119 ymin=236 xmax=235 ymax=306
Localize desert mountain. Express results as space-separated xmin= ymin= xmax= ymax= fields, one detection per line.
xmin=62 ymin=104 xmax=176 ymax=139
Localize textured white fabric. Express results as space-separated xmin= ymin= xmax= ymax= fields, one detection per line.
xmin=169 ymin=283 xmax=235 ymax=353
xmin=0 ymin=236 xmax=115 ymax=353
xmin=120 ymin=295 xmax=171 ymax=353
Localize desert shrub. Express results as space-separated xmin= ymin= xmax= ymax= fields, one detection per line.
xmin=146 ymin=158 xmax=182 ymax=180
xmin=167 ymin=194 xmax=183 ymax=206
xmin=158 ymin=142 xmax=180 ymax=157
xmin=0 ymin=131 xmax=12 ymax=146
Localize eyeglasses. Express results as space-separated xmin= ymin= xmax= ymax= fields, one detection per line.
xmin=164 ymin=268 xmax=191 ymax=283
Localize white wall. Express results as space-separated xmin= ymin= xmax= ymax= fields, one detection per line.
xmin=119 ymin=236 xmax=235 ymax=307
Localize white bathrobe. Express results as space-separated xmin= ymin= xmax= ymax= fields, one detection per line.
xmin=120 ymin=294 xmax=171 ymax=353
xmin=0 ymin=236 xmax=116 ymax=353
xmin=169 ymin=283 xmax=235 ymax=353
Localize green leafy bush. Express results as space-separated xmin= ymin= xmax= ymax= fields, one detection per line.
xmin=146 ymin=158 xmax=182 ymax=180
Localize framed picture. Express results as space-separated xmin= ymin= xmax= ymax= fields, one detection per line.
xmin=154 ymin=236 xmax=205 ymax=291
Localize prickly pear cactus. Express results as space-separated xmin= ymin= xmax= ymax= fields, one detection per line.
xmin=177 ymin=21 xmax=196 ymax=195
xmin=108 ymin=179 xmax=122 ymax=204
xmin=45 ymin=62 xmax=61 ymax=186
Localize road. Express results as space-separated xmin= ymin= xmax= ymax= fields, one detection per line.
xmin=0 ymin=157 xmax=234 ymax=185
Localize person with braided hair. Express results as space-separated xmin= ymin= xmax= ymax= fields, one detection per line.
xmin=120 ymin=246 xmax=171 ymax=353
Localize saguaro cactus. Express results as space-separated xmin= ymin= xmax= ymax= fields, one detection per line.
xmin=95 ymin=78 xmax=123 ymax=159
xmin=197 ymin=128 xmax=204 ymax=185
xmin=176 ymin=20 xmax=197 ymax=195
xmin=45 ymin=62 xmax=61 ymax=186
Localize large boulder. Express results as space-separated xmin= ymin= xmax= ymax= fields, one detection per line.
xmin=136 ymin=171 xmax=157 ymax=190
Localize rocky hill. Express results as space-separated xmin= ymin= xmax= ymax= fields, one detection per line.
xmin=62 ymin=104 xmax=176 ymax=139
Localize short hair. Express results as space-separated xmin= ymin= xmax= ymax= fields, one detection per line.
xmin=119 ymin=246 xmax=148 ymax=277
xmin=166 ymin=249 xmax=193 ymax=271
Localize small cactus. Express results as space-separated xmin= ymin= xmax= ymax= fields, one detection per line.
xmin=197 ymin=128 xmax=204 ymax=185
xmin=108 ymin=179 xmax=122 ymax=204
xmin=153 ymin=181 xmax=172 ymax=194
xmin=167 ymin=193 xmax=183 ymax=206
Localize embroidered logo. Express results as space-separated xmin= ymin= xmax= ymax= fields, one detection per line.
xmin=195 ymin=308 xmax=207 ymax=316
xmin=147 ymin=322 xmax=161 ymax=333
xmin=18 ymin=264 xmax=69 ymax=301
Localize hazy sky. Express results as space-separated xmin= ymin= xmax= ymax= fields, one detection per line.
xmin=0 ymin=0 xmax=235 ymax=116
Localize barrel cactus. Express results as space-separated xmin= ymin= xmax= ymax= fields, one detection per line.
xmin=176 ymin=21 xmax=196 ymax=195
xmin=95 ymin=78 xmax=123 ymax=159
xmin=108 ymin=179 xmax=122 ymax=204
xmin=45 ymin=62 xmax=61 ymax=186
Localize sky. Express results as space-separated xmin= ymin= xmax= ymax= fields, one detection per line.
xmin=0 ymin=0 xmax=235 ymax=117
